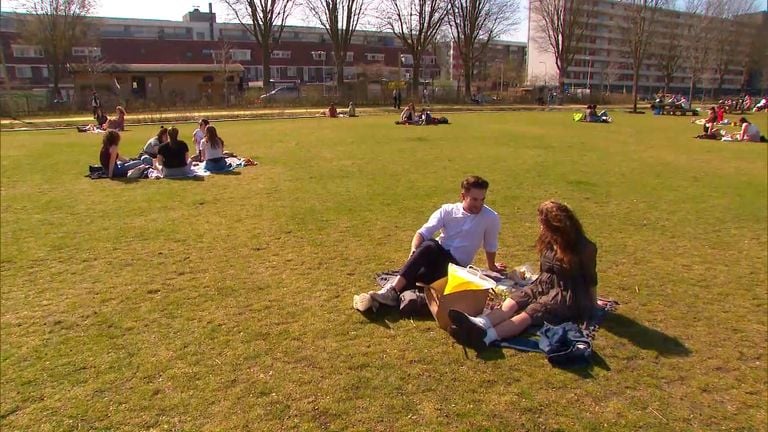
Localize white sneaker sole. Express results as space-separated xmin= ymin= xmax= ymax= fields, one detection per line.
xmin=353 ymin=293 xmax=378 ymax=312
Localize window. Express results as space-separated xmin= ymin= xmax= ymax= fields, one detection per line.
xmin=271 ymin=50 xmax=291 ymax=59
xmin=311 ymin=51 xmax=326 ymax=61
xmin=196 ymin=32 xmax=206 ymax=40
xmin=231 ymin=49 xmax=251 ymax=61
xmin=39 ymin=66 xmax=48 ymax=78
xmin=15 ymin=66 xmax=32 ymax=78
xmin=423 ymin=56 xmax=437 ymax=65
xmin=12 ymin=45 xmax=44 ymax=58
xmin=346 ymin=52 xmax=354 ymax=62
xmin=72 ymin=47 xmax=101 ymax=56
xmin=400 ymin=54 xmax=413 ymax=65
xmin=365 ymin=53 xmax=384 ymax=62
xmin=286 ymin=66 xmax=296 ymax=77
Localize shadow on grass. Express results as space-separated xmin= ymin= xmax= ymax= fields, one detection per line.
xmin=356 ymin=305 xmax=434 ymax=330
xmin=210 ymin=170 xmax=242 ymax=176
xmin=601 ymin=313 xmax=692 ymax=357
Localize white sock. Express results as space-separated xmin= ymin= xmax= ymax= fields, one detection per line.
xmin=467 ymin=314 xmax=492 ymax=329
xmin=483 ymin=327 xmax=498 ymax=345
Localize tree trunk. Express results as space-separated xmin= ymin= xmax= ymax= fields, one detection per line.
xmin=558 ymin=70 xmax=566 ymax=94
xmin=688 ymin=75 xmax=695 ymax=105
xmin=51 ymin=64 xmax=62 ymax=104
xmin=663 ymin=76 xmax=670 ymax=97
xmin=631 ymin=68 xmax=639 ymax=112
xmin=463 ymin=62 xmax=472 ymax=101
xmin=412 ymin=59 xmax=421 ymax=103
xmin=336 ymin=56 xmax=344 ymax=98
xmin=262 ymin=45 xmax=272 ymax=92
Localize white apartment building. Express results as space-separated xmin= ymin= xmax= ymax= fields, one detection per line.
xmin=527 ymin=0 xmax=767 ymax=96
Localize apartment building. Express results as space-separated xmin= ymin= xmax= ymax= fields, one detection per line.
xmin=0 ymin=7 xmax=442 ymax=105
xmin=527 ymin=0 xmax=767 ymax=96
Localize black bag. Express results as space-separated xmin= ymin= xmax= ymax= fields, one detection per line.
xmin=399 ymin=289 xmax=430 ymax=317
xmin=89 ymin=165 xmax=104 ymax=174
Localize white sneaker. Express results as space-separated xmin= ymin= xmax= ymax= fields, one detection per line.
xmin=353 ymin=293 xmax=378 ymax=312
xmin=369 ymin=285 xmax=400 ymax=306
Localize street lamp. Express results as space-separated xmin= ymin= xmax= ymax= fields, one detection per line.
xmin=311 ymin=50 xmax=326 ymax=96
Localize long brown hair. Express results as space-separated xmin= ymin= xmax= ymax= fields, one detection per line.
xmin=101 ymin=129 xmax=120 ymax=150
xmin=536 ymin=200 xmax=585 ymax=269
xmin=205 ymin=125 xmax=223 ymax=149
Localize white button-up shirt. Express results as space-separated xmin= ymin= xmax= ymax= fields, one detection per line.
xmin=417 ymin=203 xmax=500 ymax=267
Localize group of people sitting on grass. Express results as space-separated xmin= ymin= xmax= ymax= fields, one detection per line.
xmin=320 ymin=102 xmax=357 ymax=118
xmin=695 ymin=107 xmax=766 ymax=142
xmin=78 ymin=105 xmax=127 ymax=132
xmin=396 ymin=102 xmax=448 ymax=125
xmin=353 ymin=176 xmax=598 ymax=352
xmin=98 ymin=118 xmax=251 ymax=179
xmin=655 ymin=93 xmax=691 ymax=110
xmin=574 ymin=105 xmax=612 ymax=123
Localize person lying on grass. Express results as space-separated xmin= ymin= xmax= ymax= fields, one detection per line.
xmin=355 ymin=176 xmax=506 ymax=311
xmin=104 ymin=106 xmax=127 ymax=131
xmin=99 ymin=130 xmax=152 ymax=178
xmin=448 ymin=200 xmax=598 ymax=352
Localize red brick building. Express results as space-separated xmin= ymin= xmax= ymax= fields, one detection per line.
xmin=0 ymin=8 xmax=443 ymax=106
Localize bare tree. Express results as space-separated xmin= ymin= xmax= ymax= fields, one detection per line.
xmin=617 ymin=0 xmax=668 ymax=112
xmin=707 ymin=0 xmax=758 ymax=98
xmin=447 ymin=0 xmax=520 ymax=99
xmin=381 ymin=0 xmax=447 ymax=98
xmin=681 ymin=0 xmax=717 ymax=102
xmin=306 ymin=0 xmax=366 ymax=96
xmin=734 ymin=11 xmax=768 ymax=94
xmin=212 ymin=40 xmax=235 ymax=106
xmin=223 ymin=0 xmax=297 ymax=92
xmin=15 ymin=0 xmax=96 ymax=102
xmin=529 ymin=0 xmax=595 ymax=94
xmin=654 ymin=0 xmax=685 ymax=96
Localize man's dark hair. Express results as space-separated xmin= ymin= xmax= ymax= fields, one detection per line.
xmin=461 ymin=175 xmax=489 ymax=192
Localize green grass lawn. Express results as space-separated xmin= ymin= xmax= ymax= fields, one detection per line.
xmin=1 ymin=111 xmax=766 ymax=431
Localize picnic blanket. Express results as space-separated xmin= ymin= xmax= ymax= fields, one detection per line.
xmin=374 ymin=266 xmax=618 ymax=367
xmin=493 ymin=298 xmax=619 ymax=368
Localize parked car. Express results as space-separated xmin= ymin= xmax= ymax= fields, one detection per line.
xmin=259 ymin=86 xmax=300 ymax=101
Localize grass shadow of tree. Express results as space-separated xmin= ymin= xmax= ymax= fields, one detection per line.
xmin=601 ymin=313 xmax=691 ymax=357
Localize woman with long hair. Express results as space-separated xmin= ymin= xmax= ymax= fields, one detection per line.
xmin=201 ymin=125 xmax=233 ymax=172
xmin=99 ymin=129 xmax=151 ymax=178
xmin=448 ymin=200 xmax=598 ymax=352
xmin=104 ymin=106 xmax=127 ymax=131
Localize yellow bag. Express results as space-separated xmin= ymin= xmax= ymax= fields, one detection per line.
xmin=443 ymin=263 xmax=496 ymax=295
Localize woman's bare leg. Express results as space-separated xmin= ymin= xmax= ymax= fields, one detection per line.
xmin=491 ymin=312 xmax=534 ymax=340
xmin=482 ymin=298 xmax=521 ymax=327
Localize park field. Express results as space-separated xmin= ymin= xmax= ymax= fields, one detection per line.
xmin=1 ymin=111 xmax=766 ymax=431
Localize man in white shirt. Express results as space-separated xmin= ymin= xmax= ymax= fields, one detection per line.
xmin=368 ymin=176 xmax=506 ymax=307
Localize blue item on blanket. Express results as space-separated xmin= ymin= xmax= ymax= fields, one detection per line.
xmin=493 ymin=300 xmax=618 ymax=368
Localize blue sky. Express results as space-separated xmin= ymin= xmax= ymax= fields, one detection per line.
xmin=2 ymin=0 xmax=529 ymax=42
